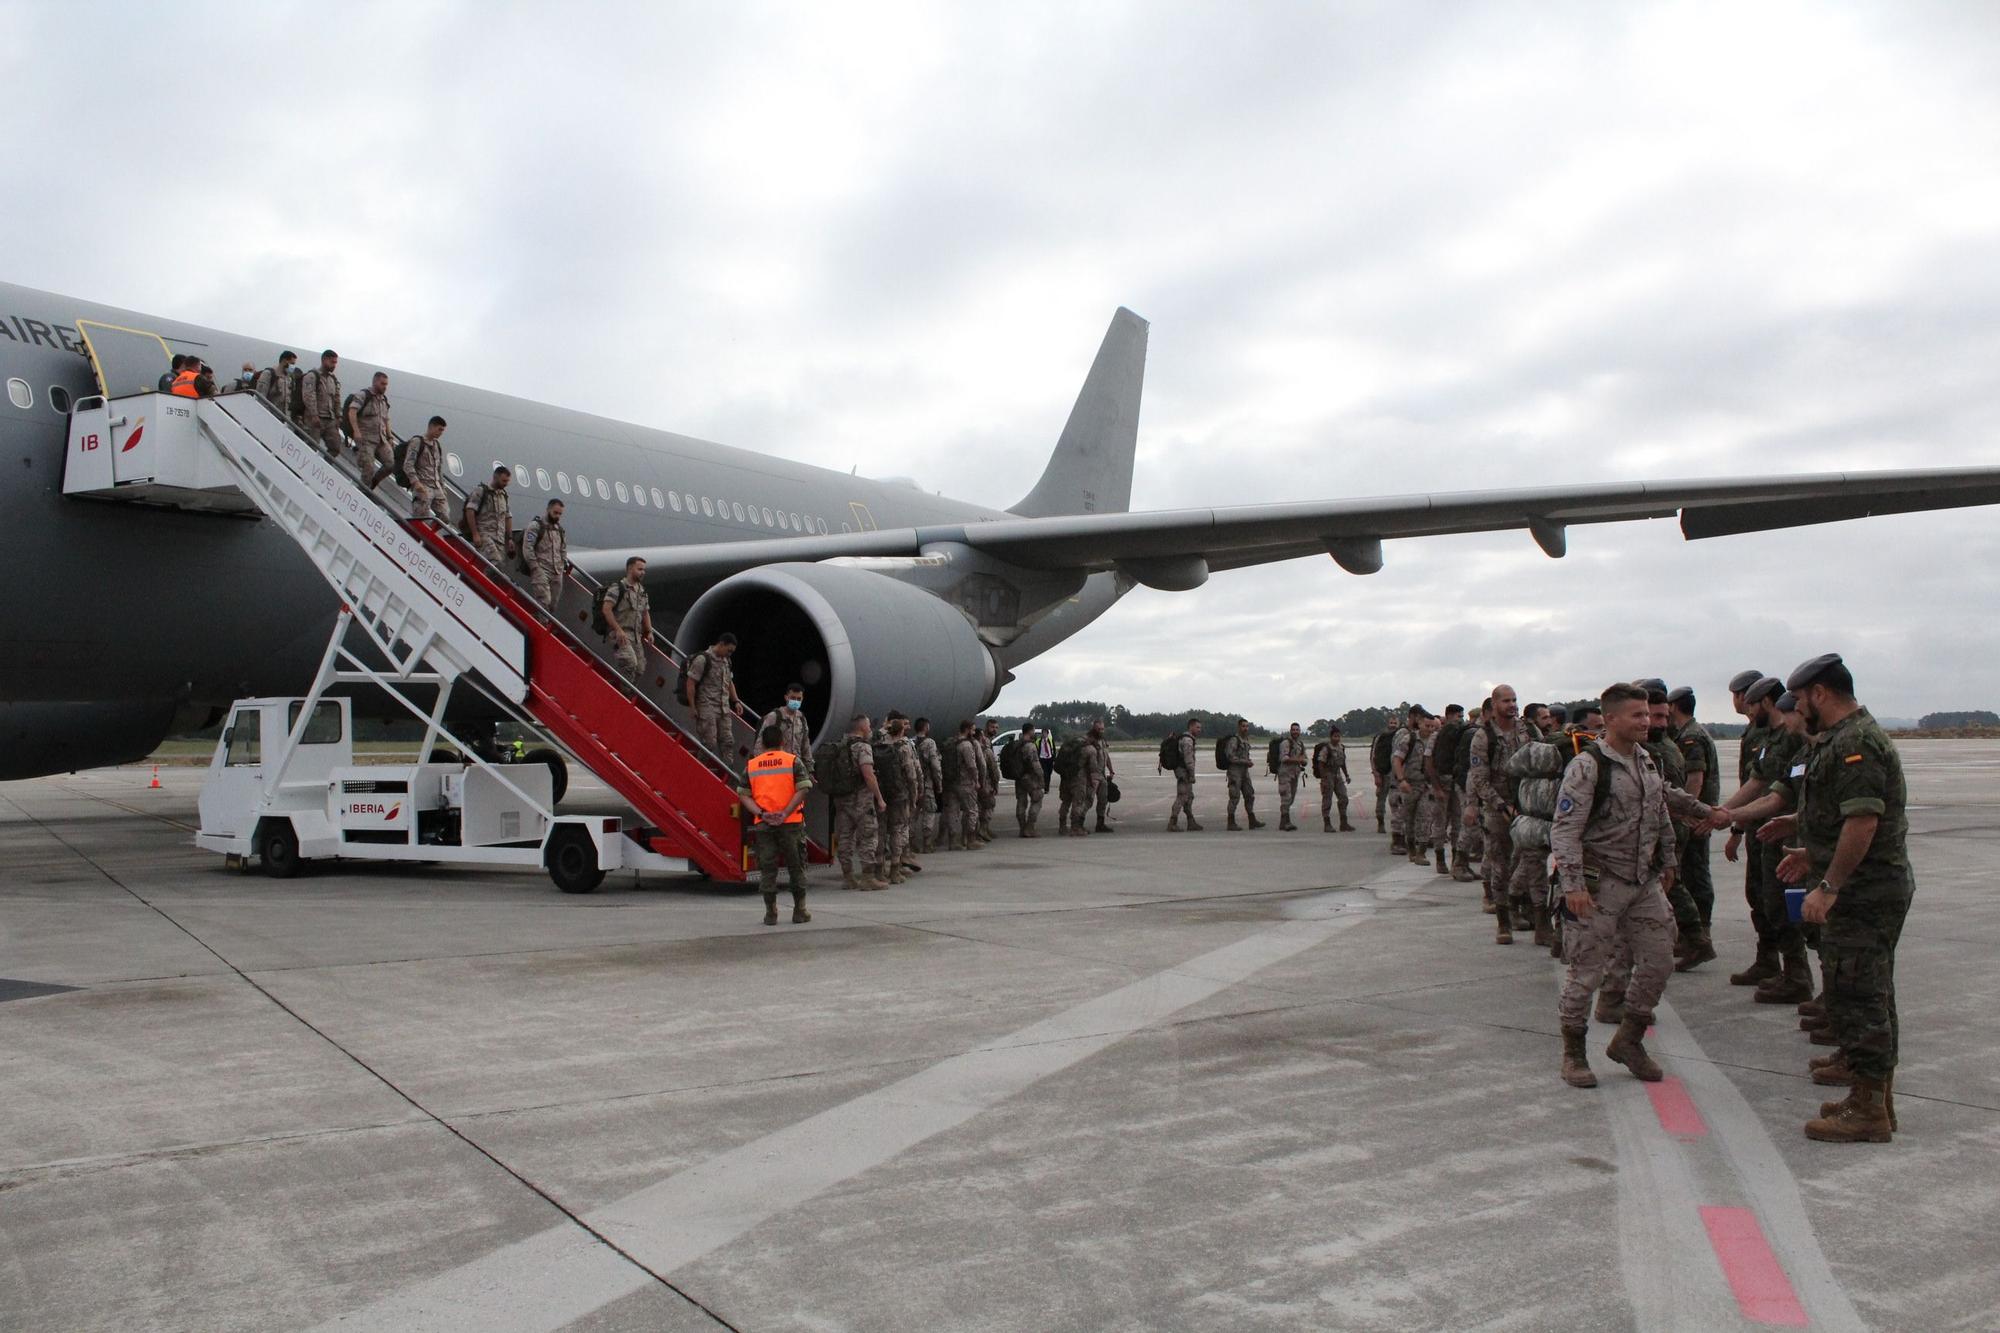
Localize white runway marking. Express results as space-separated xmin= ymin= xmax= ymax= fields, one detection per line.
xmin=315 ymin=868 xmax=1428 ymax=1331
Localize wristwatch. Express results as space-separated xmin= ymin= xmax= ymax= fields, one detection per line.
xmin=1815 ymin=878 xmax=1839 ymax=898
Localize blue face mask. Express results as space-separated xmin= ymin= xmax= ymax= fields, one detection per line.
xmin=786 ymin=698 xmax=802 ymax=711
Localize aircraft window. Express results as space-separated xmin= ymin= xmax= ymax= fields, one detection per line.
xmin=651 ymin=488 xmax=665 ymax=508
xmin=731 ymin=502 xmax=745 ymax=521
xmin=536 ymin=468 xmax=551 ymax=490
xmin=596 ymin=478 xmax=610 ymax=500
xmin=701 ymin=497 xmax=714 ymax=516
xmin=774 ymin=512 xmax=788 ymax=531
xmin=223 ymin=710 xmax=261 ymax=767
xmin=576 ymin=473 xmax=591 ymax=496
xmin=287 ymin=700 xmax=345 ymax=745
xmin=515 ymin=464 xmax=532 ymax=490
xmin=760 ymin=507 xmax=774 ymax=526
xmin=7 ymin=379 xmax=31 ymax=410
xmin=49 ymin=385 xmax=72 ymax=414
xmin=788 ymin=512 xmax=800 ymax=530
xmin=682 ymin=492 xmax=695 ymax=511
xmin=615 ymin=481 xmax=629 ymax=503
xmin=669 ymin=491 xmax=682 ymax=511
xmin=747 ymin=507 xmax=762 ymax=526
xmin=446 ymin=452 xmax=464 ymax=478
xmin=557 ymin=472 xmax=571 ymax=494
xmin=635 ymin=486 xmax=649 ymax=508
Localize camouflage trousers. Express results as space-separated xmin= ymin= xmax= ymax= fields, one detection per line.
xmin=1060 ymin=774 xmax=1089 ymax=829
xmin=1318 ymin=774 xmax=1349 ymax=822
xmin=753 ymin=822 xmax=807 ymax=896
xmin=692 ymin=705 xmax=728 ymax=761
xmin=1387 ymin=785 xmax=1405 ymax=836
xmin=529 ymin=568 xmax=563 ymax=610
xmin=408 ymin=470 xmax=450 ymax=523
xmin=476 ymin=533 xmax=509 ymax=570
xmin=613 ymin=638 xmax=647 ymax=685
xmin=1171 ymin=772 xmax=1196 ymax=823
xmin=1375 ymin=774 xmax=1390 ymax=827
xmin=1480 ymin=811 xmax=1518 ymax=905
xmin=1750 ymin=832 xmax=1804 ymax=958
xmin=916 ymin=790 xmax=938 ymax=850
xmin=1446 ymin=788 xmax=1478 ymax=855
xmin=1557 ymin=874 xmax=1674 ymax=1030
xmin=834 ymin=791 xmax=880 ymax=870
xmin=1679 ymin=832 xmax=1714 ymax=927
xmin=1411 ymin=786 xmax=1444 ymax=848
xmin=946 ymin=777 xmax=980 ymax=842
xmin=310 ymin=416 xmax=344 ymax=458
xmin=883 ymin=794 xmax=914 ymax=867
xmin=1015 ymin=774 xmax=1045 ymax=830
xmin=1227 ymin=767 xmax=1256 ymax=818
xmin=1822 ymin=883 xmax=1912 ymax=1080
xmin=1276 ymin=771 xmax=1301 ymax=819
xmin=1090 ymin=778 xmax=1110 ymax=826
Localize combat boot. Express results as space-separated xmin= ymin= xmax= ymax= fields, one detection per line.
xmin=1407 ymin=843 xmax=1426 ymax=865
xmin=1531 ymin=905 xmax=1552 ymax=948
xmin=1809 ymin=1026 xmax=1838 ymax=1047
xmin=762 ymin=895 xmax=780 ymax=926
xmin=1095 ymin=820 xmax=1115 ymax=833
xmin=1804 ymin=1076 xmax=1891 ymax=1142
xmin=841 ymin=866 xmax=860 ymax=890
xmin=863 ymin=864 xmax=891 ymax=890
xmin=1730 ymin=947 xmax=1780 ymax=987
xmin=1675 ymin=928 xmax=1717 ymax=972
xmin=1168 ymin=818 xmax=1181 ymax=832
xmin=1450 ymin=850 xmax=1477 ymax=882
xmin=1494 ymin=903 xmax=1513 ymax=945
xmin=1323 ymin=816 xmax=1334 ymax=832
xmin=1227 ymin=815 xmax=1241 ymax=831
xmin=1561 ymin=1027 xmax=1598 ymax=1088
xmin=1278 ymin=815 xmax=1294 ymax=831
xmin=1800 ymin=1010 xmax=1829 ymax=1032
xmin=1754 ymin=949 xmax=1813 ymax=1004
xmin=1819 ymin=1075 xmax=1900 ymax=1131
xmin=1594 ymin=989 xmax=1626 ymax=1026
xmin=791 ymin=893 xmax=811 ymax=924
xmin=886 ymin=865 xmax=906 ymax=885
xmin=1810 ymin=1056 xmax=1854 ymax=1087
xmin=1605 ymin=1014 xmax=1664 ymax=1082
xmin=902 ymin=859 xmax=922 ymax=874
xmin=1248 ymin=814 xmax=1266 ymax=829
xmin=1434 ymin=847 xmax=1449 ymax=876
xmin=1339 ymin=815 xmax=1355 ymax=832
xmin=1376 ymin=813 xmax=1386 ymax=833
xmin=1809 ymin=1051 xmax=1843 ymax=1071
xmin=1390 ymin=833 xmax=1407 ymax=855
xmin=1481 ymin=892 xmax=1497 ymax=915
xmin=1186 ymin=818 xmax=1204 ymax=831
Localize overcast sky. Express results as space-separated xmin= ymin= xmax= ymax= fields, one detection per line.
xmin=7 ymin=1 xmax=1998 ymax=723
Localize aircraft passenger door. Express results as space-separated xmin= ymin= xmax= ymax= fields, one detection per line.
xmin=75 ymin=320 xmax=174 ymax=399
xmin=848 ymin=501 xmax=879 ymax=532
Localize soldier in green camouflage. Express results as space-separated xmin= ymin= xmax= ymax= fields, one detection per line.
xmin=1713 ymin=677 xmax=1815 ymax=1003
xmin=1670 ymin=685 xmax=1721 ymax=967
xmin=1725 ymin=654 xmax=1911 ymax=1143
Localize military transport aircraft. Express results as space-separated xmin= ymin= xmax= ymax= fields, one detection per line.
xmin=4 ymin=278 xmax=1998 ymax=781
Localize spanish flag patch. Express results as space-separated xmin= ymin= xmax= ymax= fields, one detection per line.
xmin=1844 ymin=753 xmax=1865 ymax=764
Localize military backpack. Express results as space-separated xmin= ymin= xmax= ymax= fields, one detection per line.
xmin=1369 ymin=731 xmax=1395 ymax=777
xmin=1266 ymin=736 xmax=1283 ymax=775
xmin=590 ymin=580 xmax=631 ymax=638
xmin=1157 ymin=732 xmax=1183 ymax=771
xmin=1053 ymin=737 xmax=1085 ymax=779
xmin=1000 ymin=738 xmax=1032 ymax=782
xmin=813 ymin=739 xmax=863 ymax=798
xmin=871 ymin=740 xmax=907 ymax=801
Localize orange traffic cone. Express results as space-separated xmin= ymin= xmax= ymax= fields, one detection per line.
xmin=149 ymin=766 xmax=162 ymax=789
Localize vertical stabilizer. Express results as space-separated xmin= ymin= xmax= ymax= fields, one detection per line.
xmin=1009 ymin=307 xmax=1147 ymax=517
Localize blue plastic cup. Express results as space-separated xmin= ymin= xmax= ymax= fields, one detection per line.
xmin=1784 ymin=887 xmax=1807 ymax=923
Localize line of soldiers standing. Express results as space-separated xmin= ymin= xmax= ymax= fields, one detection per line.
xmin=1374 ymin=661 xmax=1909 ymax=1144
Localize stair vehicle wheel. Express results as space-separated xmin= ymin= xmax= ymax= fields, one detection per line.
xmin=257 ymin=818 xmax=303 ymax=879
xmin=546 ymin=827 xmax=605 ymax=894
xmin=524 ymin=747 xmax=568 ymax=804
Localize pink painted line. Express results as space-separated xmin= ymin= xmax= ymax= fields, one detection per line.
xmin=1646 ymin=1075 xmax=1708 ymax=1137
xmin=1701 ymin=1205 xmax=1809 ymax=1326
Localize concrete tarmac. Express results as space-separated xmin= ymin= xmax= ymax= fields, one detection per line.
xmin=2 ymin=742 xmax=1996 ymax=1330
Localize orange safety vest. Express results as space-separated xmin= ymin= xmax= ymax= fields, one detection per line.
xmin=169 ymin=369 xmax=200 ymax=398
xmin=746 ymin=749 xmax=805 ymax=823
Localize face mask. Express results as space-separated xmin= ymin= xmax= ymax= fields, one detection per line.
xmin=240 ymin=372 xmax=255 ymax=384
xmin=786 ymin=698 xmax=802 ymax=711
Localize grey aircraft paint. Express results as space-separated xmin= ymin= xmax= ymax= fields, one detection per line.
xmin=7 ymin=278 xmax=2000 ymax=779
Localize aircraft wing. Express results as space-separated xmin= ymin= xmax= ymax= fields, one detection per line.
xmin=575 ymin=466 xmax=2000 ymax=588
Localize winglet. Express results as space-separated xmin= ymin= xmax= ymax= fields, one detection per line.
xmin=1009 ymin=307 xmax=1147 ymax=518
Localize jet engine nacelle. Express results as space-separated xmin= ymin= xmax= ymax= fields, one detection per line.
xmin=679 ymin=562 xmax=1000 ymax=746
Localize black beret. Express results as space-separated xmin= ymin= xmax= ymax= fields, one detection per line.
xmin=1743 ymin=676 xmax=1783 ymax=706
xmin=1776 ymin=691 xmax=1799 ymax=712
xmin=1728 ymin=669 xmax=1764 ymax=694
xmin=1635 ymin=677 xmax=1668 ymax=694
xmin=1786 ymin=653 xmax=1845 ymax=692
xmin=1667 ymin=686 xmax=1694 ymax=707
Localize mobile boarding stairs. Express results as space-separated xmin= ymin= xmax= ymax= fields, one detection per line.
xmin=62 ymin=385 xmax=810 ymax=890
